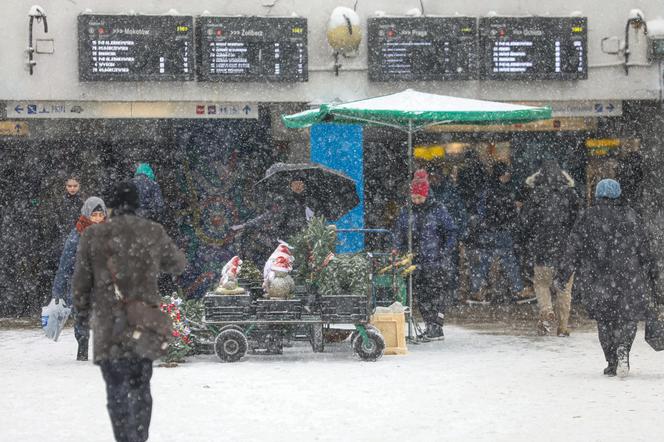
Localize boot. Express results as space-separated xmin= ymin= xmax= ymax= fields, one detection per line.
xmin=536 ymin=311 xmax=556 ymax=336
xmin=76 ymin=337 xmax=89 ymax=361
xmin=466 ymin=288 xmax=488 ymax=305
xmin=616 ymin=346 xmax=630 ymax=378
xmin=603 ymin=361 xmax=617 ymax=376
xmin=557 ymin=325 xmax=570 ymax=337
xmin=425 ymin=323 xmax=445 ymax=341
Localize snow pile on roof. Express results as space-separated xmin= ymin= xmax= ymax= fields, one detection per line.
xmin=648 ymin=18 xmax=664 ymax=37
xmin=334 ymin=89 xmax=542 ymax=113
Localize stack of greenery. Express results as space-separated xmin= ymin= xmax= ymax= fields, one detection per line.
xmin=289 ymin=216 xmax=369 ymax=297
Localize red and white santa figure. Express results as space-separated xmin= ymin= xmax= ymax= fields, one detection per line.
xmin=263 ymin=242 xmax=295 ymax=299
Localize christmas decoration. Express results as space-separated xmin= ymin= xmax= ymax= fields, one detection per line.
xmin=160 ymin=295 xmax=193 ymax=363
xmin=214 ymin=256 xmax=245 ymax=294
xmin=289 ymin=216 xmax=336 ymax=285
xmin=263 ymin=242 xmax=295 ymax=299
xmin=289 ymin=216 xmax=369 ymax=297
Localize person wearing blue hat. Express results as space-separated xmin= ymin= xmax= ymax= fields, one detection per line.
xmin=557 ymin=178 xmax=659 ymax=378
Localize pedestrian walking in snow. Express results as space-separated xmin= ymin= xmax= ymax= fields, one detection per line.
xmin=51 ymin=196 xmax=107 ymax=360
xmin=522 ymin=159 xmax=580 ymax=336
xmin=394 ymin=169 xmax=458 ymax=340
xmin=557 ymin=179 xmax=659 ymax=378
xmin=469 ymin=163 xmax=535 ymax=304
xmin=132 ymin=162 xmax=165 ymax=223
xmin=73 ymin=182 xmax=186 ymax=442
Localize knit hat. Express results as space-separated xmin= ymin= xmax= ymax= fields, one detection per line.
xmin=107 ymin=181 xmax=140 ymax=211
xmin=410 ymin=169 xmax=430 ymax=197
xmin=595 ymin=178 xmax=621 ymax=199
xmin=80 ymin=196 xmax=107 ymax=218
xmin=135 ymin=163 xmax=156 ymax=181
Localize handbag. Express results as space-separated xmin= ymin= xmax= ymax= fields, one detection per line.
xmin=109 ymin=258 xmax=173 ymax=360
xmin=645 ymin=318 xmax=664 ymax=352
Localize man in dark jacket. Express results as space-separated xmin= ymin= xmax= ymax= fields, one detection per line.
xmin=73 ymin=182 xmax=186 ymax=442
xmin=394 ymin=169 xmax=458 ymax=340
xmin=522 ymin=159 xmax=580 ymax=336
xmin=557 ymin=179 xmax=658 ymax=378
xmin=470 ymin=163 xmax=534 ymax=303
xmin=132 ymin=163 xmax=165 ymax=223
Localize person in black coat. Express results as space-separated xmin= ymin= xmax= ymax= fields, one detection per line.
xmin=557 ymin=179 xmax=659 ymax=378
xmin=394 ymin=169 xmax=458 ymax=340
xmin=55 ymin=176 xmax=84 ymax=248
xmin=131 ymin=163 xmax=165 ymax=223
xmin=616 ymin=151 xmax=644 ymax=211
xmin=470 ymin=163 xmax=533 ymax=303
xmin=522 ymin=160 xmax=580 ymax=336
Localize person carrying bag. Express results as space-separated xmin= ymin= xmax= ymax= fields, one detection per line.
xmin=73 ymin=181 xmax=185 ymax=442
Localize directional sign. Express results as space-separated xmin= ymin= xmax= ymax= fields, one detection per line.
xmin=6 ymin=101 xmax=258 ymax=119
xmin=0 ymin=121 xmax=29 ymax=136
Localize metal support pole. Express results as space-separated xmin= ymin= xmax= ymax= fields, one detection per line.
xmin=406 ymin=120 xmax=419 ymax=341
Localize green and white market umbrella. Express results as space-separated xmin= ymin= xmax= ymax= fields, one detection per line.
xmin=282 ymin=89 xmax=551 ymax=130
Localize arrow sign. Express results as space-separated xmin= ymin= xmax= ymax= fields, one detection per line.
xmin=15 ymin=124 xmax=21 ymax=135
xmin=243 ymin=105 xmax=251 ymax=115
xmin=14 ymin=105 xmax=23 ymax=114
xmin=606 ymin=103 xmax=615 ymax=113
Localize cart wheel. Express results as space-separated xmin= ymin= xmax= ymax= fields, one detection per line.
xmin=350 ymin=325 xmax=380 ymax=347
xmin=214 ymin=329 xmax=248 ymax=362
xmin=353 ymin=328 xmax=385 ymax=361
xmin=310 ymin=324 xmax=324 ymax=353
xmin=220 ymin=324 xmax=243 ymax=333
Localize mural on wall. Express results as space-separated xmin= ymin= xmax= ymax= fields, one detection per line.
xmin=174 ymin=120 xmax=273 ymax=298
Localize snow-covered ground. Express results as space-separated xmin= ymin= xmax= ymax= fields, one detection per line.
xmin=2 ymin=325 xmax=663 ymax=442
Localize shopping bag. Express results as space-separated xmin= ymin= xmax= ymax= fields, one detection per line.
xmin=645 ymin=319 xmax=664 ymax=351
xmin=41 ymin=299 xmax=71 ymax=342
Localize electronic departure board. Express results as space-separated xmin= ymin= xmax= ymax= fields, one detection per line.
xmin=368 ymin=17 xmax=477 ymax=81
xmin=196 ymin=16 xmax=307 ymax=82
xmin=479 ymin=17 xmax=587 ymax=80
xmin=78 ymin=14 xmax=194 ymax=81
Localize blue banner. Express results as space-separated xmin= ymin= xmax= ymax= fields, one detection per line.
xmin=310 ymin=123 xmax=364 ymax=253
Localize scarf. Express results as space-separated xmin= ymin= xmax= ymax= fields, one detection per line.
xmin=75 ymin=215 xmax=95 ymax=233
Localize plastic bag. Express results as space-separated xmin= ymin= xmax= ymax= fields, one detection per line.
xmin=41 ymin=299 xmax=71 ymax=342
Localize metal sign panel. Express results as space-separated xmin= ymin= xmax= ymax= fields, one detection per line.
xmin=196 ymin=16 xmax=308 ymax=82
xmin=480 ymin=17 xmax=588 ymax=80
xmin=368 ymin=17 xmax=478 ymax=81
xmin=6 ymin=101 xmax=258 ymax=119
xmin=78 ymin=14 xmax=195 ymax=81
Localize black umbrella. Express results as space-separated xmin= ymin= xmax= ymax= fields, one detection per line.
xmin=254 ymin=162 xmax=359 ymax=220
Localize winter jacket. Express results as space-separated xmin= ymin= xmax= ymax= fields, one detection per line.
xmin=132 ymin=173 xmax=165 ymax=223
xmin=431 ymin=178 xmax=469 ymax=240
xmin=73 ymin=214 xmax=186 ymax=363
xmin=394 ymin=199 xmax=458 ymax=274
xmin=55 ymin=193 xmax=83 ymax=245
xmin=521 ymin=167 xmax=580 ymax=267
xmin=558 ymin=199 xmax=659 ymax=321
xmin=616 ymin=152 xmax=644 ymax=210
xmin=51 ymin=228 xmax=81 ymax=304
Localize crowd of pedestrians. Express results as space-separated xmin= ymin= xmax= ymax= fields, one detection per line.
xmin=393 ymin=150 xmax=660 ymax=363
